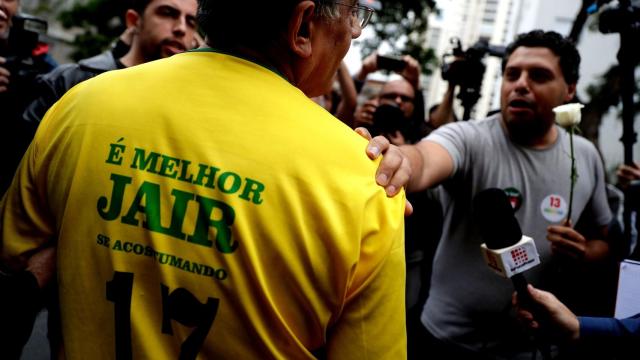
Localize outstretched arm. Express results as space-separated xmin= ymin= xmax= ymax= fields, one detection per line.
xmin=359 ymin=128 xmax=453 ymax=194
xmin=515 ymin=285 xmax=640 ymax=341
xmin=333 ymin=62 xmax=358 ymax=127
xmin=513 ymin=284 xmax=580 ymax=342
xmin=400 ymin=140 xmax=453 ymax=192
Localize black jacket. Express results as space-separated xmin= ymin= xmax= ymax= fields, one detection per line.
xmin=22 ymin=50 xmax=118 ymax=124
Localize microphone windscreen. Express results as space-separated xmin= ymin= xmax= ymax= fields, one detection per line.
xmin=473 ymin=188 xmax=522 ymax=249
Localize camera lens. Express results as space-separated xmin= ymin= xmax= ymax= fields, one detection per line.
xmin=372 ymin=104 xmax=407 ymax=134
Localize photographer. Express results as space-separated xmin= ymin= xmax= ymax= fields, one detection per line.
xmin=440 ymin=38 xmax=505 ymax=120
xmin=1 ymin=0 xmax=56 ymax=195
xmin=0 ymin=5 xmax=56 ymax=356
xmin=353 ymin=52 xmax=427 ymax=144
xmin=427 ymin=82 xmax=457 ymax=130
xmin=0 ymin=2 xmax=57 ymax=110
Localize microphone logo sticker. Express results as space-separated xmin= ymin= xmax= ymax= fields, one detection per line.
xmin=510 ymin=247 xmax=529 ymax=267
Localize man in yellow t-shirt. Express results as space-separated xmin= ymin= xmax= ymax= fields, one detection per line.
xmin=1 ymin=1 xmax=407 ymax=358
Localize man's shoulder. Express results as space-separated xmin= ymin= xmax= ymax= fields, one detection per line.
xmin=77 ymin=51 xmax=117 ymax=72
xmin=39 ymin=51 xmax=115 ymax=90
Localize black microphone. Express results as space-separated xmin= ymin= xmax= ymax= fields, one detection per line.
xmin=473 ymin=188 xmax=539 ymax=308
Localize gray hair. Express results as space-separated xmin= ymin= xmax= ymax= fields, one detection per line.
xmin=315 ymin=1 xmax=341 ymax=20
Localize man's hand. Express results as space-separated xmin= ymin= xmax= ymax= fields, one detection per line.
xmin=547 ymin=220 xmax=587 ymax=260
xmin=355 ymin=51 xmax=378 ymax=82
xmin=26 ymin=246 xmax=57 ymax=289
xmin=355 ymin=127 xmax=413 ymax=215
xmin=513 ymin=285 xmax=580 ymax=342
xmin=0 ymin=56 xmax=10 ymax=93
xmin=353 ymin=98 xmax=379 ymax=128
xmin=400 ymin=55 xmax=421 ymax=89
xmin=617 ymin=162 xmax=640 ymax=190
xmin=387 ymin=130 xmax=407 ymax=146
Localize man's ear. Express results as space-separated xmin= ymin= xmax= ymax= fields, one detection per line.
xmin=288 ymin=1 xmax=316 ymax=58
xmin=565 ymin=83 xmax=577 ymax=102
xmin=125 ymin=9 xmax=142 ymax=32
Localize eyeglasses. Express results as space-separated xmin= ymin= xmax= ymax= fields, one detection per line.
xmin=331 ymin=1 xmax=375 ymax=29
xmin=380 ymin=92 xmax=414 ymax=103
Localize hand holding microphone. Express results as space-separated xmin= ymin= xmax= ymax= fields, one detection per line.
xmin=512 ymin=284 xmax=580 ymax=343
xmin=473 ymin=188 xmax=541 ymax=308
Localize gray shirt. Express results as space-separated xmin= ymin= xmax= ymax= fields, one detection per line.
xmin=421 ymin=114 xmax=611 ymax=357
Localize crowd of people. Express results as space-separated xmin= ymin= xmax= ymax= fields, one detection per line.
xmin=0 ymin=0 xmax=638 ymax=359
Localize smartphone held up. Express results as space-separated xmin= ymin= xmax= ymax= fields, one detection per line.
xmin=376 ymin=54 xmax=406 ymax=72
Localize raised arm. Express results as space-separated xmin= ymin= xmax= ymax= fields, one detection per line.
xmin=333 ymin=62 xmax=358 ymax=126
xmin=429 ymin=83 xmax=456 ymax=129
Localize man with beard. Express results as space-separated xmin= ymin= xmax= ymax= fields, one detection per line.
xmin=20 ymin=0 xmax=197 ymax=126
xmin=370 ymin=30 xmax=612 ymax=359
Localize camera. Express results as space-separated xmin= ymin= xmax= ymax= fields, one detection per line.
xmin=440 ymin=38 xmax=504 ymax=88
xmin=2 ymin=14 xmax=48 ymax=82
xmin=377 ymin=54 xmax=406 ymax=72
xmin=440 ymin=38 xmax=505 ymax=119
xmin=596 ymin=0 xmax=640 ymax=34
xmin=369 ymin=103 xmax=408 ymax=137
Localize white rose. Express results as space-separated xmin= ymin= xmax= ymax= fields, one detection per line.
xmin=553 ymin=103 xmax=584 ymax=127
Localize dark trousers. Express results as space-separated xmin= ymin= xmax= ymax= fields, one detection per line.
xmin=407 ymin=317 xmax=492 ymax=360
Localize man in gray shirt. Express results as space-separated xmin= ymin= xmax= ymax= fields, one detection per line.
xmin=371 ymin=30 xmax=612 ymax=359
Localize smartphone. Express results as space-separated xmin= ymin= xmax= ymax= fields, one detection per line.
xmin=377 ymin=54 xmax=406 ymax=72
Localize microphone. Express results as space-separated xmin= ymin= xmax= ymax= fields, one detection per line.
xmin=473 ymin=188 xmax=540 ymax=306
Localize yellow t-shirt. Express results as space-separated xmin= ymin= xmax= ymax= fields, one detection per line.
xmin=1 ymin=50 xmax=406 ymax=359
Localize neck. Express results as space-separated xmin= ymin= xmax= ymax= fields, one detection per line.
xmin=224 ymin=45 xmax=296 ymax=86
xmin=525 ymin=126 xmax=558 ymax=149
xmin=502 ymin=118 xmax=558 ymax=149
xmin=119 ymin=42 xmax=146 ymax=68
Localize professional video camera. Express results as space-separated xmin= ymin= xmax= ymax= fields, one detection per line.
xmin=596 ymin=0 xmax=640 ymax=35
xmin=440 ymin=38 xmax=505 ymax=120
xmin=369 ymin=104 xmax=409 ymax=138
xmin=1 ymin=14 xmax=49 ymax=86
